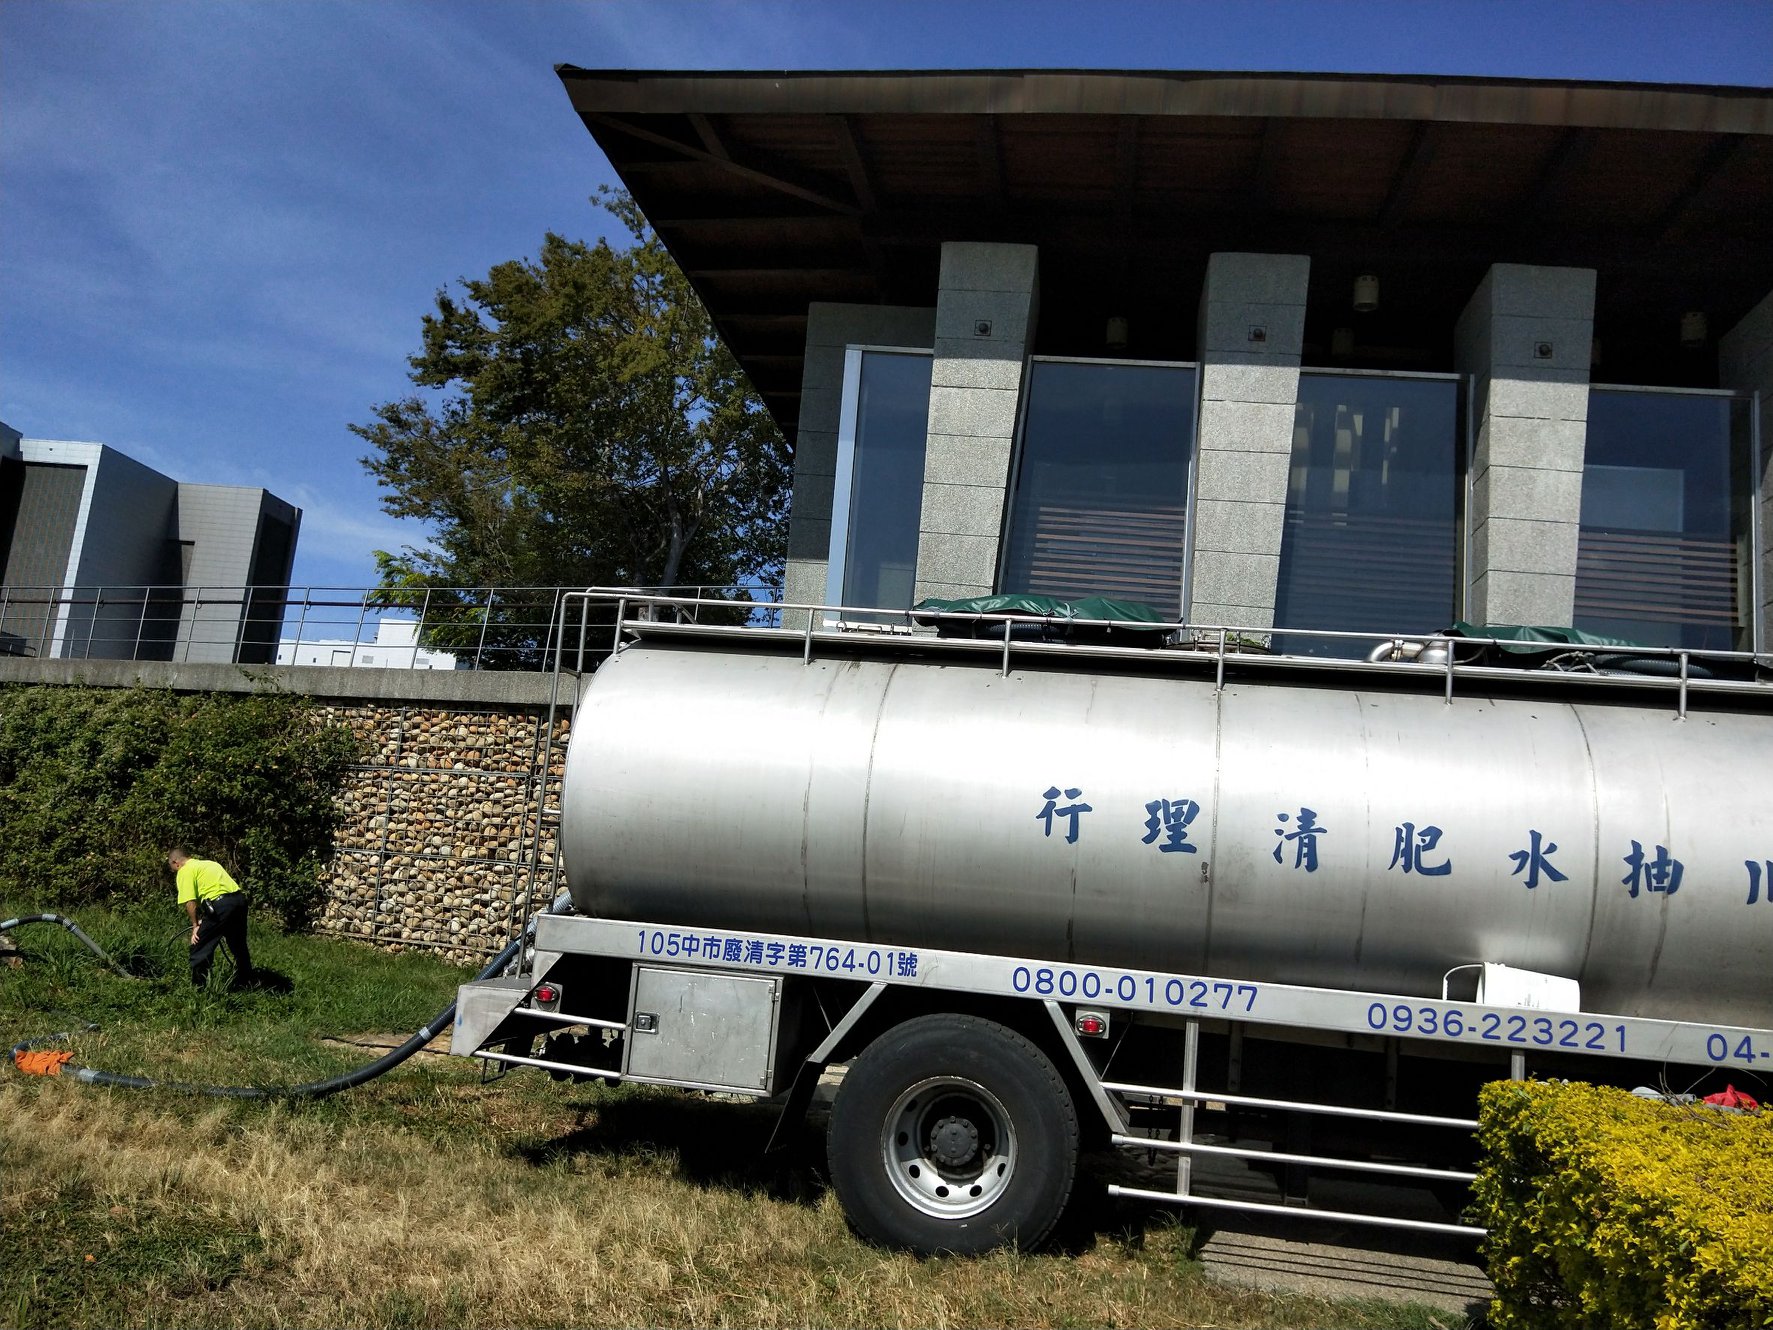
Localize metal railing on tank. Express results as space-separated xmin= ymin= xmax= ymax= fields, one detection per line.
xmin=560 ymin=588 xmax=1772 ymax=717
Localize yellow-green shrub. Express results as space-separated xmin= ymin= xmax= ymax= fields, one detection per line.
xmin=1472 ymin=1079 xmax=1773 ymax=1329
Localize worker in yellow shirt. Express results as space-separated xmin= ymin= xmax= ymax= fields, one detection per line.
xmin=167 ymin=848 xmax=252 ymax=988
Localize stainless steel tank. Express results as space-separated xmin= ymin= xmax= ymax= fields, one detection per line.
xmin=562 ymin=641 xmax=1773 ymax=1027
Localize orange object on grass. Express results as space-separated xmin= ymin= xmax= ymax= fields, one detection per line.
xmin=14 ymin=1049 xmax=74 ymax=1076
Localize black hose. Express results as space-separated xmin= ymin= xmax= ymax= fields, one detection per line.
xmin=9 ymin=893 xmax=572 ymax=1100
xmin=1589 ymin=652 xmax=1719 ymax=680
xmin=0 ymin=913 xmax=138 ymax=980
xmin=35 ymin=998 xmax=473 ymax=1099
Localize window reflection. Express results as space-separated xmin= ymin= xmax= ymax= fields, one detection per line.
xmin=1000 ymin=360 xmax=1196 ymax=614
xmin=1576 ymin=390 xmax=1753 ymax=651
xmin=834 ymin=350 xmax=932 ymax=612
xmin=1274 ymin=374 xmax=1460 ymax=656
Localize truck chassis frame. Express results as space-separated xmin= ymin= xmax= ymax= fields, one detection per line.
xmin=455 ymin=911 xmax=1773 ymax=1243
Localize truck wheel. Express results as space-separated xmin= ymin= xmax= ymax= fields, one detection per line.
xmin=828 ymin=1013 xmax=1078 ymax=1255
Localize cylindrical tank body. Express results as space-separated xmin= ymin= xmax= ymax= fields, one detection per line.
xmin=563 ymin=642 xmax=1773 ymax=1028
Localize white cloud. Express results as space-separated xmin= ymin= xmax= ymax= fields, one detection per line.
xmin=292 ymin=500 xmax=432 ymax=558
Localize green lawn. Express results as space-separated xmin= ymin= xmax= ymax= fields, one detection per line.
xmin=0 ymin=907 xmax=1474 ymax=1329
xmin=1 ymin=903 xmax=466 ymax=1091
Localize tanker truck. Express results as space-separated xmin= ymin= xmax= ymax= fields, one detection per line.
xmin=453 ymin=590 xmax=1773 ymax=1254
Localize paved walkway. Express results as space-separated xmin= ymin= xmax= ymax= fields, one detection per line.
xmin=1199 ymin=1223 xmax=1491 ymax=1316
xmin=1098 ymin=1146 xmax=1493 ymax=1317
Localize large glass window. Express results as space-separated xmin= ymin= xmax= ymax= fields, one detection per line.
xmin=1575 ymin=389 xmax=1755 ymax=651
xmin=1000 ymin=359 xmax=1196 ymax=614
xmin=1273 ymin=373 xmax=1460 ymax=657
xmin=827 ymin=349 xmax=933 ymax=612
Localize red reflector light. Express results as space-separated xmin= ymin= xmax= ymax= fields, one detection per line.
xmin=1076 ymin=1014 xmax=1107 ymax=1037
xmin=533 ymin=985 xmax=557 ymax=1004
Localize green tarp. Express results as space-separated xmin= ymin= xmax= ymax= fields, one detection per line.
xmin=911 ymin=593 xmax=1173 ymax=644
xmin=1447 ymin=621 xmax=1650 ymax=654
xmin=913 ymin=593 xmax=1170 ymax=629
xmin=1445 ymin=621 xmax=1751 ymax=679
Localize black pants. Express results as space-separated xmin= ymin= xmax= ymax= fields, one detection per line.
xmin=191 ymin=893 xmax=251 ymax=986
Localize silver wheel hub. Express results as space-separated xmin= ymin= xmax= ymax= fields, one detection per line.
xmin=882 ymin=1076 xmax=1016 ymax=1220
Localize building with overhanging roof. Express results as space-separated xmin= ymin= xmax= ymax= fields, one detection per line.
xmin=560 ymin=68 xmax=1772 ymax=654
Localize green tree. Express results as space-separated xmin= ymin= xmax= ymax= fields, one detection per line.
xmin=352 ymin=192 xmax=790 ymax=666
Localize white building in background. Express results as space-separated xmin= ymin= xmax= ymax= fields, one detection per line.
xmin=0 ymin=425 xmax=301 ymax=663
xmin=277 ymin=617 xmax=460 ymax=670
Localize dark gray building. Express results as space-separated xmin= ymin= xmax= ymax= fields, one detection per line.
xmin=0 ymin=431 xmax=301 ymax=663
xmin=561 ymin=69 xmax=1771 ymax=656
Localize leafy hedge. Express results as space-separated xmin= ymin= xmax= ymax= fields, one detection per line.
xmin=1473 ymin=1079 xmax=1773 ymax=1329
xmin=0 ymin=686 xmax=358 ymax=928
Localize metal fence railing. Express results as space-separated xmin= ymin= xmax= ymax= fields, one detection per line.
xmin=0 ymin=583 xmax=779 ymax=672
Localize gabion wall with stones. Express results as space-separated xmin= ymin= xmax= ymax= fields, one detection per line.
xmin=314 ymin=701 xmax=568 ymax=966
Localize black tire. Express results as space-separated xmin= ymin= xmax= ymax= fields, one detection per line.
xmin=827 ymin=1013 xmax=1079 ymax=1255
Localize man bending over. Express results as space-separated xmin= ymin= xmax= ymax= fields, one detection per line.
xmin=167 ymin=848 xmax=252 ymax=988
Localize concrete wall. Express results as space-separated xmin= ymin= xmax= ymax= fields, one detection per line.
xmin=63 ymin=446 xmax=180 ymax=590
xmin=2 ymin=469 xmax=83 ymax=657
xmin=1187 ymin=252 xmax=1311 ymax=632
xmin=913 ymin=242 xmax=1039 ymax=603
xmin=1455 ymin=264 xmax=1596 ymax=627
xmin=4 ymin=441 xmax=181 ymax=659
xmin=176 ymin=485 xmax=277 ymax=663
xmin=1720 ymin=287 xmax=1773 ymax=653
xmin=782 ymin=301 xmax=936 ymax=625
xmin=250 ymin=494 xmax=301 ymax=584
xmin=3 ymin=461 xmax=85 ymax=602
xmin=0 ymin=426 xmax=21 ymax=608
xmin=64 ymin=446 xmax=181 ymax=659
xmin=240 ymin=494 xmax=301 ymax=664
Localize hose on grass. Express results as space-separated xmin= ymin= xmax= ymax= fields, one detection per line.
xmin=0 ymin=913 xmax=138 ymax=980
xmin=7 ymin=892 xmax=573 ymax=1099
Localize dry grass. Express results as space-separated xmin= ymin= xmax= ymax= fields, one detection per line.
xmin=0 ymin=913 xmax=1462 ymax=1328
xmin=0 ymin=1078 xmax=1458 ymax=1330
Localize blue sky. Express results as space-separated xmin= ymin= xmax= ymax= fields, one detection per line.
xmin=3 ymin=0 xmax=1769 ymax=590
